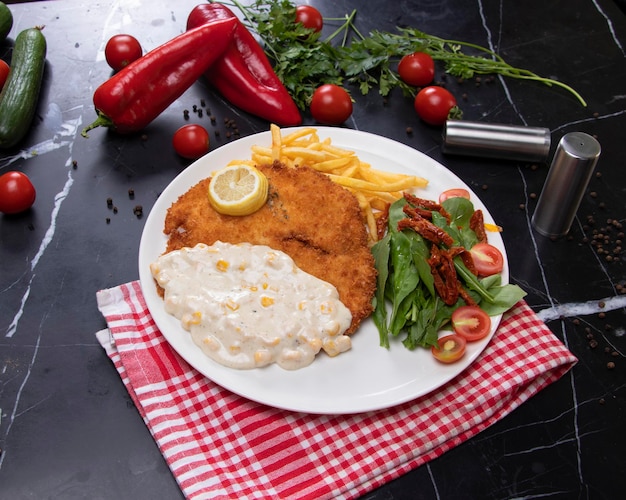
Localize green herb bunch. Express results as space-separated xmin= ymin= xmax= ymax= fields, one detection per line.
xmin=218 ymin=0 xmax=585 ymax=109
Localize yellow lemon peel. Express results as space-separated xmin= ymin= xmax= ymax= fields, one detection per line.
xmin=208 ymin=164 xmax=268 ymax=216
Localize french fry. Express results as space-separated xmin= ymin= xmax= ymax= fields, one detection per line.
xmin=239 ymin=124 xmax=429 ymax=243
xmin=354 ymin=192 xmax=378 ymax=240
xmin=313 ymin=157 xmax=355 ymax=173
xmin=368 ymin=197 xmax=393 ymax=212
xmin=281 ymin=147 xmax=328 ymax=162
xmin=281 ymin=127 xmax=319 ymax=144
xmin=270 ymin=125 xmax=282 ymax=160
xmin=327 ymin=174 xmax=426 ymax=193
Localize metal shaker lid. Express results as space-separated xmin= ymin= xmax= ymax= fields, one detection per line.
xmin=442 ymin=120 xmax=551 ymax=162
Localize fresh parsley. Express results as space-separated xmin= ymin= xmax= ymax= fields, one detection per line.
xmin=218 ymin=0 xmax=586 ymax=108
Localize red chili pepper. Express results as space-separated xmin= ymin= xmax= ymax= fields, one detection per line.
xmin=82 ymin=17 xmax=237 ymax=136
xmin=187 ymin=4 xmax=301 ymax=127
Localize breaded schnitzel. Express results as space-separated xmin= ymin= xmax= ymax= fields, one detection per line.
xmin=163 ymin=161 xmax=377 ymax=334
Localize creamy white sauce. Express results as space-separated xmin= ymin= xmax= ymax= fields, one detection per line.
xmin=150 ymin=242 xmax=352 ymax=370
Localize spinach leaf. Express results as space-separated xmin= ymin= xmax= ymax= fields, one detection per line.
xmin=479 ymin=280 xmax=527 ymax=316
xmin=389 ymin=231 xmax=420 ymax=333
xmin=441 ymin=197 xmax=479 ymax=249
xmin=371 ymin=234 xmax=391 ymax=347
xmin=402 ymin=292 xmax=448 ymax=349
xmin=409 ymin=232 xmax=435 ymax=297
xmin=388 ymin=197 xmax=407 ymax=230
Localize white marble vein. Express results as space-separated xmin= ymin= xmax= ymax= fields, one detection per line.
xmin=0 ymin=331 xmax=42 ymax=469
xmin=1 ymin=106 xmax=80 ymax=472
xmin=477 ymin=0 xmax=527 ymax=125
xmin=592 ymin=0 xmax=626 ymax=57
xmin=4 ymin=111 xmax=80 ymax=338
xmin=537 ymin=295 xmax=626 ymax=322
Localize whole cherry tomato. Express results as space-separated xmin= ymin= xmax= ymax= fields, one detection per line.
xmin=397 ymin=52 xmax=435 ymax=87
xmin=310 ymin=84 xmax=353 ymax=125
xmin=105 ymin=34 xmax=143 ymax=72
xmin=172 ymin=124 xmax=210 ymax=160
xmin=0 ymin=60 xmax=10 ymax=91
xmin=0 ymin=171 xmax=36 ymax=214
xmin=295 ymin=5 xmax=323 ymax=32
xmin=414 ymin=86 xmax=458 ymax=126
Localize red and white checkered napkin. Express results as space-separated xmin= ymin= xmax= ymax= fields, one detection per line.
xmin=96 ymin=281 xmax=577 ymax=500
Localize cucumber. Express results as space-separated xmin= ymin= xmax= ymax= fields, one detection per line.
xmin=0 ymin=2 xmax=12 ymax=43
xmin=0 ymin=26 xmax=46 ymax=149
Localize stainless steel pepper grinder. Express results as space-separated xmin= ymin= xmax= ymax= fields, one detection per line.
xmin=531 ymin=132 xmax=601 ymax=237
xmin=442 ymin=120 xmax=551 ymax=162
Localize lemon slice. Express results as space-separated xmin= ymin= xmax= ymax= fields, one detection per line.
xmin=208 ymin=164 xmax=269 ymax=216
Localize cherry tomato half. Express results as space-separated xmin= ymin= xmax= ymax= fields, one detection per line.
xmin=397 ymin=52 xmax=435 ymax=87
xmin=295 ymin=5 xmax=323 ymax=32
xmin=310 ymin=84 xmax=353 ymax=125
xmin=0 ymin=171 xmax=36 ymax=214
xmin=431 ymin=334 xmax=467 ymax=364
xmin=451 ymin=305 xmax=492 ymax=342
xmin=414 ymin=86 xmax=458 ymax=126
xmin=439 ymin=188 xmax=470 ymax=203
xmin=470 ymin=242 xmax=504 ymax=277
xmin=172 ymin=124 xmax=210 ymax=160
xmin=105 ymin=34 xmax=143 ymax=72
xmin=0 ymin=60 xmax=10 ymax=91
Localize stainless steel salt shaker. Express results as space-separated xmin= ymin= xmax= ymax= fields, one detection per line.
xmin=531 ymin=132 xmax=601 ymax=237
xmin=442 ymin=120 xmax=551 ymax=162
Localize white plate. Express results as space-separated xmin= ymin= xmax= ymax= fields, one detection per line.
xmin=138 ymin=127 xmax=508 ymax=414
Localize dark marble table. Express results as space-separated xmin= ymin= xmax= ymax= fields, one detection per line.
xmin=1 ymin=0 xmax=624 ymax=498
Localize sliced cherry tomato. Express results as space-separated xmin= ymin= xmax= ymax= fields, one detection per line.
xmin=0 ymin=60 xmax=10 ymax=91
xmin=439 ymin=188 xmax=470 ymax=203
xmin=105 ymin=34 xmax=143 ymax=72
xmin=0 ymin=171 xmax=36 ymax=214
xmin=451 ymin=305 xmax=491 ymax=342
xmin=414 ymin=86 xmax=458 ymax=126
xmin=172 ymin=124 xmax=210 ymax=160
xmin=470 ymin=242 xmax=504 ymax=276
xmin=310 ymin=84 xmax=353 ymax=125
xmin=431 ymin=334 xmax=467 ymax=364
xmin=295 ymin=5 xmax=323 ymax=32
xmin=397 ymin=52 xmax=435 ymax=87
